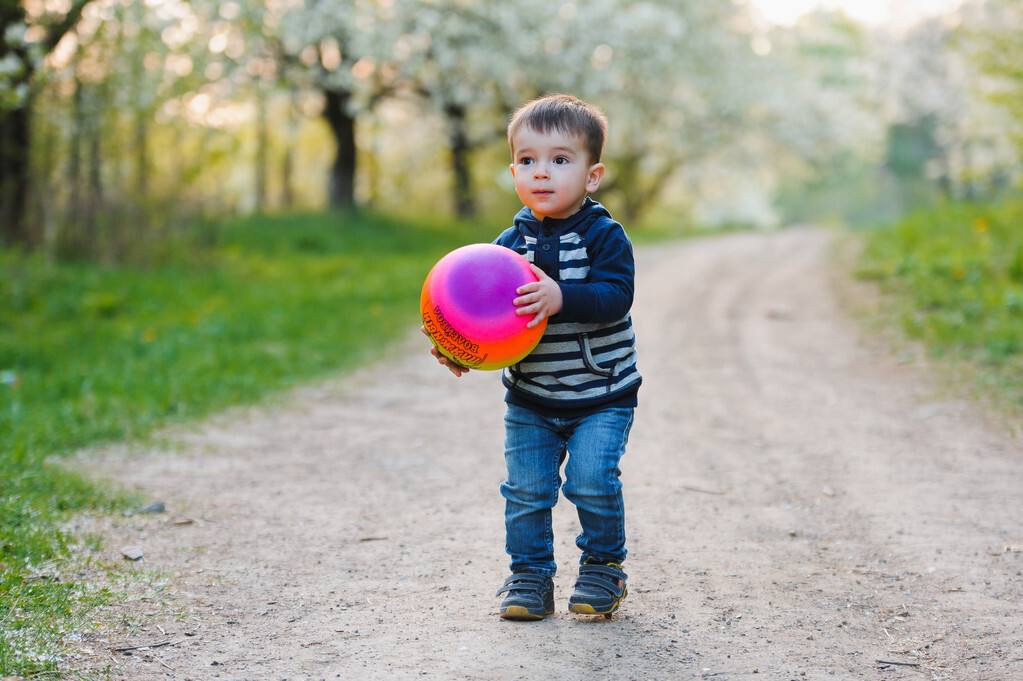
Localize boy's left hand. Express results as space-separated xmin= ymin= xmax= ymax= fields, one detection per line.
xmin=420 ymin=326 xmax=471 ymax=377
xmin=513 ymin=264 xmax=562 ymax=328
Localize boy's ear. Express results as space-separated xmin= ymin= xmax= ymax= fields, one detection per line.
xmin=509 ymin=163 xmax=516 ymax=178
xmin=586 ymin=163 xmax=605 ymax=192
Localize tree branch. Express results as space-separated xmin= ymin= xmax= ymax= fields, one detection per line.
xmin=41 ymin=0 xmax=91 ymax=53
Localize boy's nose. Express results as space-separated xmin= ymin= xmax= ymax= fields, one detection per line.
xmin=533 ymin=162 xmax=549 ymax=178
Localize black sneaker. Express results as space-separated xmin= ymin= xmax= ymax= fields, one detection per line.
xmin=568 ymin=562 xmax=627 ymax=618
xmin=495 ymin=573 xmax=555 ymax=621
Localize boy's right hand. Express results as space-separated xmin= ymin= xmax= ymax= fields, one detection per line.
xmin=420 ymin=326 xmax=471 ymax=377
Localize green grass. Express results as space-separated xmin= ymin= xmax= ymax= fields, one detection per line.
xmin=857 ymin=199 xmax=1023 ymax=411
xmin=0 ymin=209 xmax=498 ymax=676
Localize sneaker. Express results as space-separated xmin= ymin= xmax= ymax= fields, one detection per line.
xmin=568 ymin=562 xmax=627 ymax=617
xmin=495 ymin=573 xmax=555 ymax=621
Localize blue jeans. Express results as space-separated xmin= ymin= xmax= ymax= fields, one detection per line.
xmin=501 ymin=403 xmax=634 ymax=577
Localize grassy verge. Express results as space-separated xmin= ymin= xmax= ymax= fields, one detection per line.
xmin=856 ymin=199 xmax=1023 ymax=417
xmin=0 ymin=210 xmax=498 ymax=676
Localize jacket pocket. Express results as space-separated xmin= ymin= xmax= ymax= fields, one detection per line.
xmin=578 ymin=334 xmax=614 ymax=377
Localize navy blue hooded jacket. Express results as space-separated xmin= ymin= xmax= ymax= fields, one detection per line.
xmin=494 ymin=197 xmax=641 ymax=415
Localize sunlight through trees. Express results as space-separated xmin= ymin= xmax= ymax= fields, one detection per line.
xmin=0 ymin=0 xmax=1019 ymax=259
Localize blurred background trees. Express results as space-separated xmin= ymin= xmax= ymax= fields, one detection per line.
xmin=0 ymin=0 xmax=1020 ymax=263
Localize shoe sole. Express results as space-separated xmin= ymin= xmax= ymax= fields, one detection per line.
xmin=500 ymin=605 xmax=553 ymax=621
xmin=568 ymin=587 xmax=627 ymax=618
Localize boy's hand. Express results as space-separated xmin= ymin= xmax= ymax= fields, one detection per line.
xmin=514 ymin=264 xmax=562 ymax=328
xmin=420 ymin=326 xmax=470 ymax=377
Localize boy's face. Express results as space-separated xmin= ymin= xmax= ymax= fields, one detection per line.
xmin=509 ymin=125 xmax=605 ymax=223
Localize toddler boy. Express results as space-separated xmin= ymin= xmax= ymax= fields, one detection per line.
xmin=427 ymin=94 xmax=641 ymax=620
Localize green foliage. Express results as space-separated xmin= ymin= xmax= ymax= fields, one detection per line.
xmin=858 ymin=199 xmax=1023 ymax=407
xmin=886 ymin=116 xmax=940 ymax=181
xmin=968 ymin=0 xmax=1023 ymax=147
xmin=0 ymin=209 xmax=496 ymax=674
xmin=775 ymin=152 xmax=942 ymax=228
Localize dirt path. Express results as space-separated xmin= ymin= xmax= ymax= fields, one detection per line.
xmin=72 ymin=228 xmax=1022 ymax=680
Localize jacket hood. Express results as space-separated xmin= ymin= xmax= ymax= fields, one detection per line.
xmin=513 ymin=197 xmax=613 ymax=236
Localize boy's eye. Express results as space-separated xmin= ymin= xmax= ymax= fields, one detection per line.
xmin=519 ymin=157 xmax=534 ymax=165
xmin=553 ymin=156 xmax=569 ymax=165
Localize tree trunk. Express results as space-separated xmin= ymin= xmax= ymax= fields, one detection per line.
xmin=0 ymin=0 xmax=90 ymax=250
xmin=0 ymin=106 xmax=33 ymax=248
xmin=322 ymin=87 xmax=357 ymax=209
xmin=282 ymin=89 xmax=297 ymax=208
xmin=282 ymin=136 xmax=295 ymax=209
xmin=256 ymin=89 xmax=268 ymax=211
xmin=445 ymin=103 xmax=476 ymax=219
xmin=135 ymin=109 xmax=148 ymax=199
xmin=67 ymin=75 xmax=92 ymax=257
xmin=0 ymin=1 xmax=33 ymax=249
xmin=70 ymin=79 xmax=83 ymax=221
xmin=603 ymin=153 xmax=676 ymax=226
xmin=88 ymin=91 xmax=104 ymax=211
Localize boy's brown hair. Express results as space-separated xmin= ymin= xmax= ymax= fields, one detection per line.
xmin=507 ymin=94 xmax=608 ymax=165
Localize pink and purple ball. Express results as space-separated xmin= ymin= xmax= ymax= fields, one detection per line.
xmin=421 ymin=243 xmax=547 ymax=370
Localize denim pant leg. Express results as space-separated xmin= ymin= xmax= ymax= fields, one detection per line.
xmin=500 ymin=405 xmax=566 ymax=577
xmin=562 ymin=407 xmax=634 ymax=565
